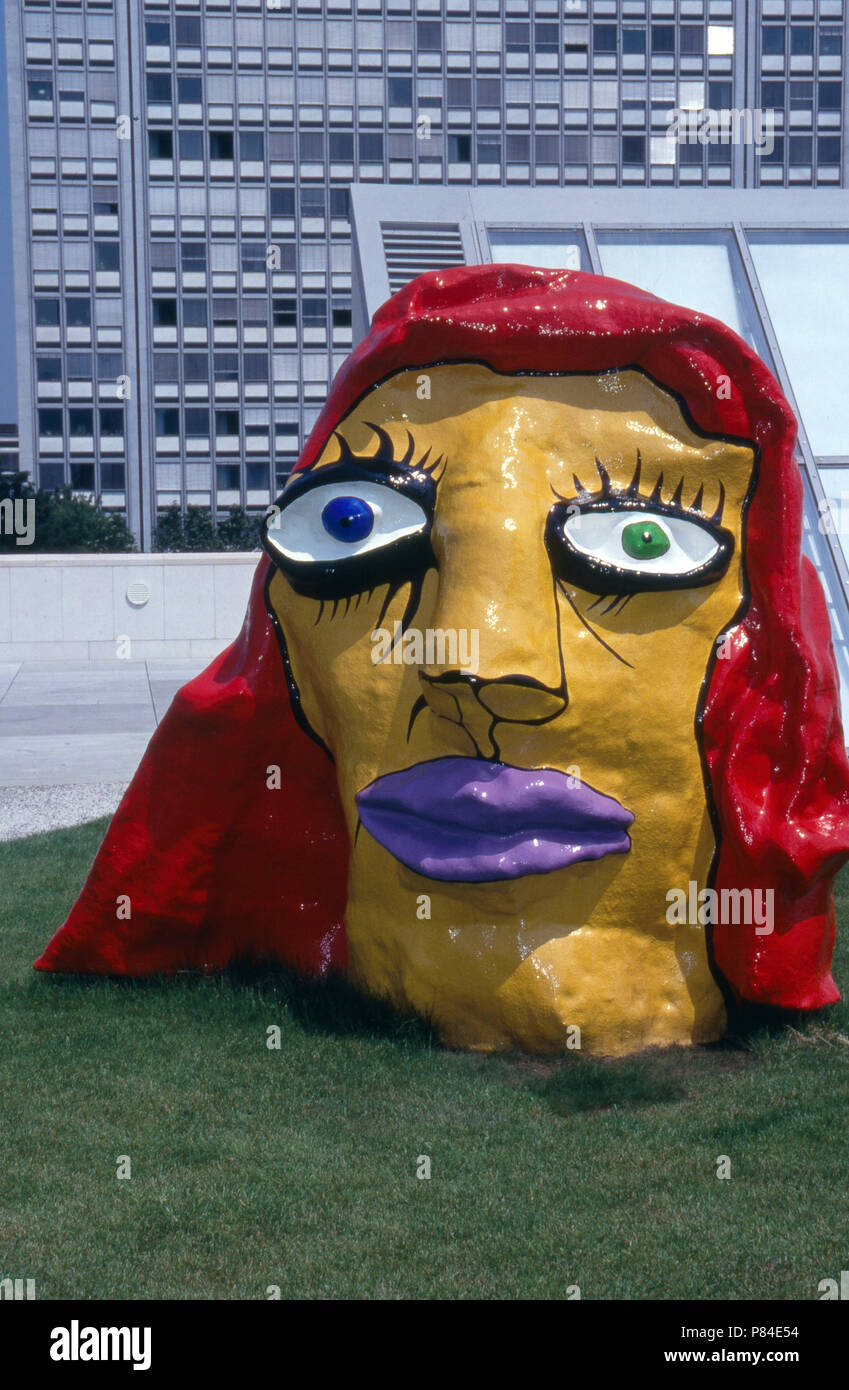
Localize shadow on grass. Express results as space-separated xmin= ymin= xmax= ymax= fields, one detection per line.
xmin=535 ymin=1056 xmax=687 ymax=1115
xmin=32 ymin=957 xmax=441 ymax=1048
xmin=33 ymin=955 xmax=830 ymax=1091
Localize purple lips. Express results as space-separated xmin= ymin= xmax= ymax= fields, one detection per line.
xmin=355 ymin=756 xmax=634 ymax=883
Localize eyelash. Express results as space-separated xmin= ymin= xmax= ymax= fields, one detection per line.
xmin=263 ymin=426 xmax=442 ymax=627
xmin=551 ymin=450 xmax=725 ymax=527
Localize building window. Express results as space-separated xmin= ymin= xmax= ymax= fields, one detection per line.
xmin=761 ymin=136 xmax=784 ymax=164
xmin=180 ymin=130 xmax=204 ymax=160
xmin=302 ymin=298 xmax=327 ymax=328
xmin=66 ymin=299 xmax=91 ymax=327
xmin=270 ymin=187 xmax=296 ymax=215
xmin=101 ymin=463 xmax=125 ymax=489
xmin=181 ymin=242 xmax=206 ymax=272
xmin=622 ymin=135 xmax=646 ymax=164
xmin=389 ymin=77 xmax=412 ymax=104
xmin=95 ymin=243 xmax=120 ymax=272
xmin=215 ymin=411 xmax=240 ymax=436
xmin=70 ymin=463 xmax=94 ymax=490
xmin=178 ymin=76 xmax=202 ymax=104
xmin=789 ymin=135 xmax=813 ymax=163
xmin=149 ymin=130 xmax=174 ymax=160
xmin=175 ymin=16 xmax=201 ymax=44
xmin=183 ymin=300 xmax=208 ymax=327
xmin=153 ymin=355 xmax=180 ymax=383
xmin=147 ymin=74 xmax=172 ymax=102
xmin=244 ymin=354 xmax=268 ymax=381
xmin=651 ymin=26 xmax=675 ymax=54
xmin=39 ymin=464 xmax=64 ymax=490
xmin=416 ymin=21 xmax=442 ymax=49
xmin=69 ymin=408 xmax=94 ymax=437
xmin=67 ymin=353 xmax=92 ymax=380
xmin=35 ymin=299 xmax=60 ymax=327
xmin=679 ymin=27 xmax=704 ymax=56
xmin=153 ymin=299 xmax=178 ymax=327
xmin=97 ymin=352 xmax=123 ymax=379
xmin=534 ymin=23 xmax=558 ymax=53
xmin=330 ymin=132 xmax=354 ymax=159
xmin=359 ymin=132 xmax=384 ymax=161
xmin=623 ymin=28 xmax=647 ymax=54
xmin=155 ymin=408 xmax=179 ymax=435
xmin=240 ymin=130 xmax=264 ymax=160
xmin=184 ymin=353 xmax=209 ymax=382
xmin=762 ymin=28 xmax=786 ymax=56
xmin=185 ymin=408 xmax=210 ymax=437
xmin=790 ymin=27 xmax=814 ymax=57
xmin=593 ymin=25 xmax=618 ymax=53
xmin=214 ymin=353 xmax=239 ymax=382
xmin=37 ymin=357 xmax=62 ymax=381
xmin=99 ymin=408 xmax=124 ymax=437
xmin=38 ymin=409 xmax=63 ymax=437
xmin=241 ymin=245 xmax=266 ymax=273
xmin=246 ymin=463 xmax=269 ymax=491
xmin=272 ymin=298 xmax=297 ymax=327
xmin=210 ymin=131 xmax=234 ymax=160
xmin=217 ymin=464 xmax=240 ymax=490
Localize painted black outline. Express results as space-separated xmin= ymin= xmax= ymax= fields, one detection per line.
xmin=260 ymin=359 xmax=760 ymax=1005
xmin=261 ymin=428 xmax=439 ymax=604
xmin=547 ymin=493 xmax=735 ymax=596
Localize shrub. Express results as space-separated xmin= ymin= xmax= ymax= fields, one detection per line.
xmin=152 ymin=504 xmax=261 ymax=552
xmin=0 ymin=473 xmax=135 ymax=553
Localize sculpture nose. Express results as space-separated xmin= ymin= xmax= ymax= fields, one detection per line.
xmin=418 ymin=671 xmax=568 ymax=758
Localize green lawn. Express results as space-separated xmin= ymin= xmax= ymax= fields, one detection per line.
xmin=1 ymin=819 xmax=847 ymax=1300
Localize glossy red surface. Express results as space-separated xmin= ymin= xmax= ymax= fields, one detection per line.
xmin=36 ymin=264 xmax=849 ymax=1010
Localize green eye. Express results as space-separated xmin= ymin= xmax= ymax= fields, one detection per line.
xmin=620 ymin=519 xmax=671 ymax=561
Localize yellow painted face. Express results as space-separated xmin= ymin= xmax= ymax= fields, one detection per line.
xmin=265 ymin=365 xmax=757 ymax=1056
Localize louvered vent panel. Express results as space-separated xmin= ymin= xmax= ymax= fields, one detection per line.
xmin=381 ymin=223 xmax=465 ymax=295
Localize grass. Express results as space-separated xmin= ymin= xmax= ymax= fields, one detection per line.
xmin=1 ymin=818 xmax=848 ymax=1300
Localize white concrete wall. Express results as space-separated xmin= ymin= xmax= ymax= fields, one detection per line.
xmin=0 ymin=553 xmax=259 ymax=662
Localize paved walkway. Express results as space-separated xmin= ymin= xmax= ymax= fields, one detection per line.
xmin=0 ymin=660 xmax=203 ymax=840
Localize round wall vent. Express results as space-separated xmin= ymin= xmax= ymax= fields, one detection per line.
xmin=126 ymin=581 xmax=151 ymax=607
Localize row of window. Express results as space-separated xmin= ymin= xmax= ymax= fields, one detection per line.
xmin=150 ymin=297 xmax=350 ymax=326
xmin=139 ymin=47 xmax=732 ymax=73
xmin=21 ymin=0 xmax=796 ymax=12
xmin=25 ymin=40 xmax=115 ymax=65
xmin=27 ymin=83 xmax=116 ymax=118
xmin=37 ymin=354 xmax=123 ymax=380
xmin=125 ymin=77 xmax=849 ymax=120
xmin=39 ymin=464 xmax=126 ymax=494
xmin=142 ymin=17 xmax=734 ymax=50
xmin=38 ymin=407 xmax=125 ymax=436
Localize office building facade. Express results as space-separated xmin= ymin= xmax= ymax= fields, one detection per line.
xmin=4 ymin=0 xmax=847 ymax=547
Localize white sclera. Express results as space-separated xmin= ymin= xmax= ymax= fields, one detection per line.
xmin=267 ymin=480 xmax=429 ymax=564
xmin=562 ymin=508 xmax=721 ymax=577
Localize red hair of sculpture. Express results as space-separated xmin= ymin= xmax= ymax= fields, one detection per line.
xmin=36 ymin=263 xmax=849 ymax=1010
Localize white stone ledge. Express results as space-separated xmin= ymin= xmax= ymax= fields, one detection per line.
xmin=0 ymin=553 xmax=260 ymax=659
xmin=0 ymin=552 xmax=260 ymax=566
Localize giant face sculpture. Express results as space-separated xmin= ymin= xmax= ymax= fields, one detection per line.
xmin=262 ymin=367 xmax=755 ymax=1053
xmin=37 ymin=267 xmax=849 ymax=1058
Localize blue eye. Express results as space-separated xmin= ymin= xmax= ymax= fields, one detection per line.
xmin=320 ymin=495 xmax=374 ymax=543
